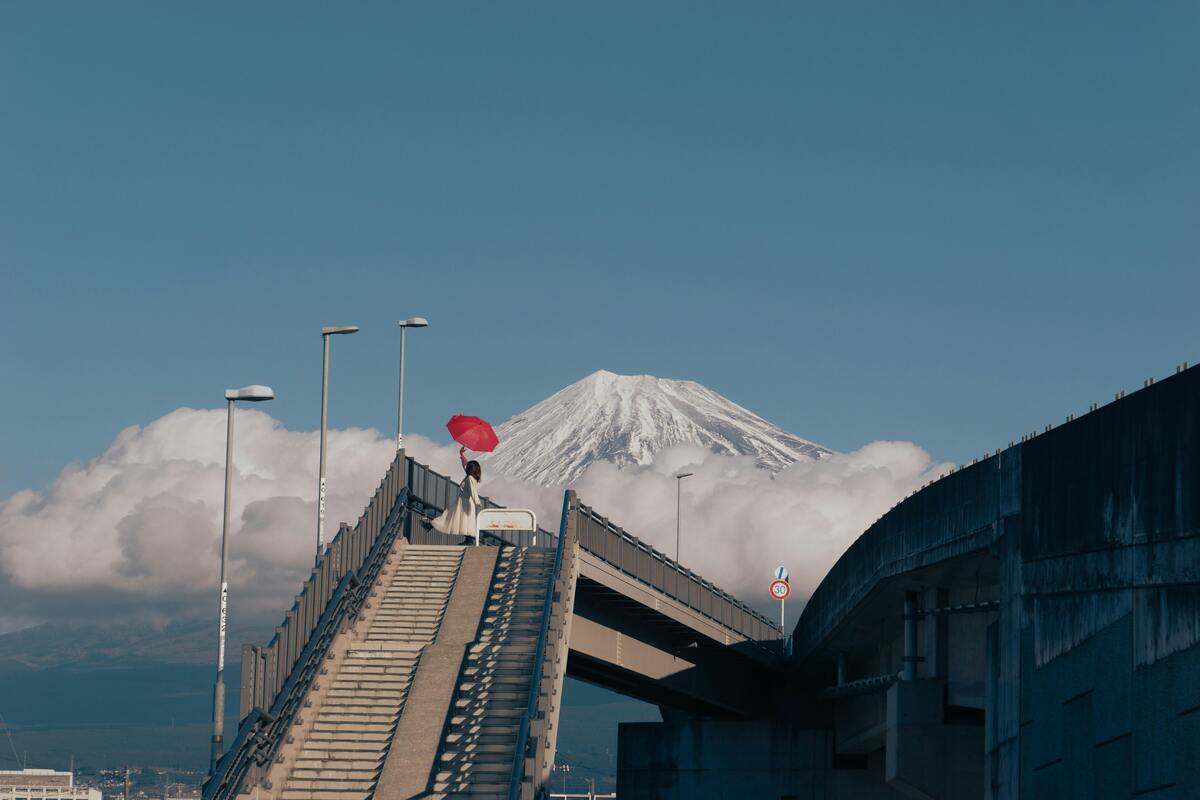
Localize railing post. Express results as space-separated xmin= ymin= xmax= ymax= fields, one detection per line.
xmin=239 ymin=644 xmax=255 ymax=720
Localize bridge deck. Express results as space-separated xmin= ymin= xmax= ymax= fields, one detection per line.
xmin=205 ymin=455 xmax=776 ymax=800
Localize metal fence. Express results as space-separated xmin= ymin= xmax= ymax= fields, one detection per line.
xmin=510 ymin=491 xmax=576 ymax=799
xmin=404 ymin=457 xmax=559 ymax=550
xmin=403 ymin=458 xmax=778 ymax=643
xmin=237 ymin=452 xmax=408 ymax=717
xmin=574 ymin=502 xmax=781 ymax=642
xmin=206 ymin=452 xmax=780 ymax=800
xmin=206 ymin=453 xmax=411 ymax=800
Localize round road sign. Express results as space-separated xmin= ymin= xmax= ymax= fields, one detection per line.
xmin=774 ymin=565 xmax=789 ymax=582
xmin=770 ymin=579 xmax=791 ymax=600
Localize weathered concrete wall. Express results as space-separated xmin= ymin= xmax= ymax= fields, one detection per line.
xmin=793 ymin=450 xmax=1012 ymax=662
xmin=987 ymin=603 xmax=1200 ymax=799
xmin=617 ymin=719 xmax=908 ymax=800
xmin=615 ymin=368 xmax=1200 ymax=799
xmin=986 ymin=369 xmax=1200 ymax=799
xmin=796 ymin=366 xmax=1200 ymax=800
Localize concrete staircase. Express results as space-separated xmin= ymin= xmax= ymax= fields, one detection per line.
xmin=279 ymin=544 xmax=465 ymax=800
xmin=428 ymin=547 xmax=557 ymax=799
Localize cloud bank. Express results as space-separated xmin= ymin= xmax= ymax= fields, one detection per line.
xmin=571 ymin=443 xmax=950 ymax=611
xmin=0 ymin=408 xmax=396 ymax=631
xmin=0 ymin=409 xmax=949 ymax=632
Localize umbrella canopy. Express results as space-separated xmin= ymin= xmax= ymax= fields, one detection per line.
xmin=446 ymin=414 xmax=500 ymax=453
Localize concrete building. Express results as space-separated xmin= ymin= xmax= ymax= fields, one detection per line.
xmin=617 ymin=364 xmax=1200 ymax=798
xmin=0 ymin=771 xmax=101 ymax=800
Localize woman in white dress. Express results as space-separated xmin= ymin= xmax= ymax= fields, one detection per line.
xmin=432 ymin=446 xmax=482 ymax=538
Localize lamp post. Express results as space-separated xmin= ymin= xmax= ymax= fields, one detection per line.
xmin=317 ymin=325 xmax=359 ymax=561
xmin=395 ymin=317 xmax=428 ymax=451
xmin=210 ymin=384 xmax=275 ymax=775
xmin=675 ymin=472 xmax=693 ymax=562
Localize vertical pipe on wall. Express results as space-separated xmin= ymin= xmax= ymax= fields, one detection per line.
xmin=903 ymin=591 xmax=919 ymax=681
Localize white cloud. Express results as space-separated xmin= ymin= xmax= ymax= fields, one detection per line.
xmin=0 ymin=408 xmax=949 ymax=630
xmin=565 ymin=441 xmax=950 ymax=613
xmin=0 ymin=408 xmax=396 ymax=628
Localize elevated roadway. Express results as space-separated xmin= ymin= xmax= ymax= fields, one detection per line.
xmin=204 ymin=454 xmax=783 ymax=800
xmin=618 ymin=363 xmax=1200 ymax=799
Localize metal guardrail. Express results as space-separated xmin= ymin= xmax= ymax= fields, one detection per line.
xmin=405 ymin=457 xmax=559 ymax=550
xmin=403 ymin=459 xmax=777 ymax=643
xmin=821 ymin=672 xmax=900 ymax=699
xmin=204 ymin=483 xmax=412 ymax=800
xmin=508 ymin=491 xmax=573 ymax=800
xmin=574 ymin=502 xmax=781 ymax=643
xmin=211 ymin=455 xmax=778 ymax=799
xmin=236 ymin=453 xmax=408 ymax=719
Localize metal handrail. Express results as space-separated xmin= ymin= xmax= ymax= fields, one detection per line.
xmin=575 ymin=502 xmax=781 ymax=638
xmin=202 ymin=489 xmax=412 ymax=800
xmin=405 ymin=456 xmax=558 ymax=549
xmin=508 ymin=492 xmax=572 ymax=800
xmin=403 ymin=459 xmax=772 ymax=641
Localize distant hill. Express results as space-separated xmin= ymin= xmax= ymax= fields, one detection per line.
xmin=0 ymin=620 xmax=273 ymax=671
xmin=0 ymin=622 xmax=653 ymax=784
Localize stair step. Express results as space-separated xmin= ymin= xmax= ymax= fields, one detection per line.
xmin=431 ymin=780 xmax=509 ymax=793
xmin=439 ymin=744 xmax=515 ymax=758
xmin=307 ymin=731 xmax=391 ymax=742
xmin=292 ymin=759 xmax=382 ymax=772
xmin=325 ymin=689 xmax=407 ymax=699
xmin=300 ymin=741 xmax=387 ymax=752
xmin=285 ymin=778 xmax=376 ymax=790
xmin=436 ymin=761 xmax=513 ymax=777
xmin=299 ymin=750 xmax=385 ymax=762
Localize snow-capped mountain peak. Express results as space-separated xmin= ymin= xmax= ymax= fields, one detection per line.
xmin=482 ymin=370 xmax=832 ymax=486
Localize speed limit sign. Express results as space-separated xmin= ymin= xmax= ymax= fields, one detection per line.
xmin=770 ymin=579 xmax=791 ymax=600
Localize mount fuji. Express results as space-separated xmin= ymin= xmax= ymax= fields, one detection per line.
xmin=482 ymin=370 xmax=833 ymax=486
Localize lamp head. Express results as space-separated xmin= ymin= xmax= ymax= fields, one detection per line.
xmin=398 ymin=317 xmax=429 ymax=328
xmin=321 ymin=325 xmax=360 ymax=335
xmin=676 ymin=472 xmax=695 ymax=480
xmin=225 ymin=385 xmax=275 ymax=402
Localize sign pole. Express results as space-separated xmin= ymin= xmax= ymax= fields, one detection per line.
xmin=772 ymin=565 xmax=791 ymax=654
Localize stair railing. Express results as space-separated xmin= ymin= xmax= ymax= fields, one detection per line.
xmin=528 ymin=492 xmax=581 ymax=793
xmin=202 ymin=471 xmax=412 ymax=800
xmin=405 ymin=456 xmax=558 ymax=549
xmin=574 ymin=501 xmax=782 ymax=647
xmin=508 ymin=490 xmax=577 ymax=800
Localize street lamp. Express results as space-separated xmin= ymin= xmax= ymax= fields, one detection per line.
xmin=396 ymin=317 xmax=429 ymax=451
xmin=317 ymin=325 xmax=359 ymax=561
xmin=675 ymin=472 xmax=694 ymax=562
xmin=210 ymin=384 xmax=274 ymax=774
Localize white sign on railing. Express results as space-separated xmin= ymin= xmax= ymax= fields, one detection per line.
xmin=477 ymin=508 xmax=538 ymax=546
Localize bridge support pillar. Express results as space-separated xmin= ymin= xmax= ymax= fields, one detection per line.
xmin=886 ymin=679 xmax=983 ymax=799
xmin=903 ymin=592 xmax=920 ymax=681
xmin=924 ymin=587 xmax=950 ymax=679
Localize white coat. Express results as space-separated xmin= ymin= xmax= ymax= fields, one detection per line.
xmin=432 ymin=474 xmax=481 ymax=537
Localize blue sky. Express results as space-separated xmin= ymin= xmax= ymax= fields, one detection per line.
xmin=3 ymin=3 xmax=1198 ymax=499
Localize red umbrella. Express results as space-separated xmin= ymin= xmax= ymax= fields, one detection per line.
xmin=446 ymin=414 xmax=500 ymax=453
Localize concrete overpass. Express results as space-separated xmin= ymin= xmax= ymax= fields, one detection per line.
xmin=203 ymin=454 xmax=782 ymax=800
xmin=205 ymin=362 xmax=1200 ymax=800
xmin=617 ymin=363 xmax=1200 ymax=799
xmin=405 ymin=461 xmax=784 ymax=718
